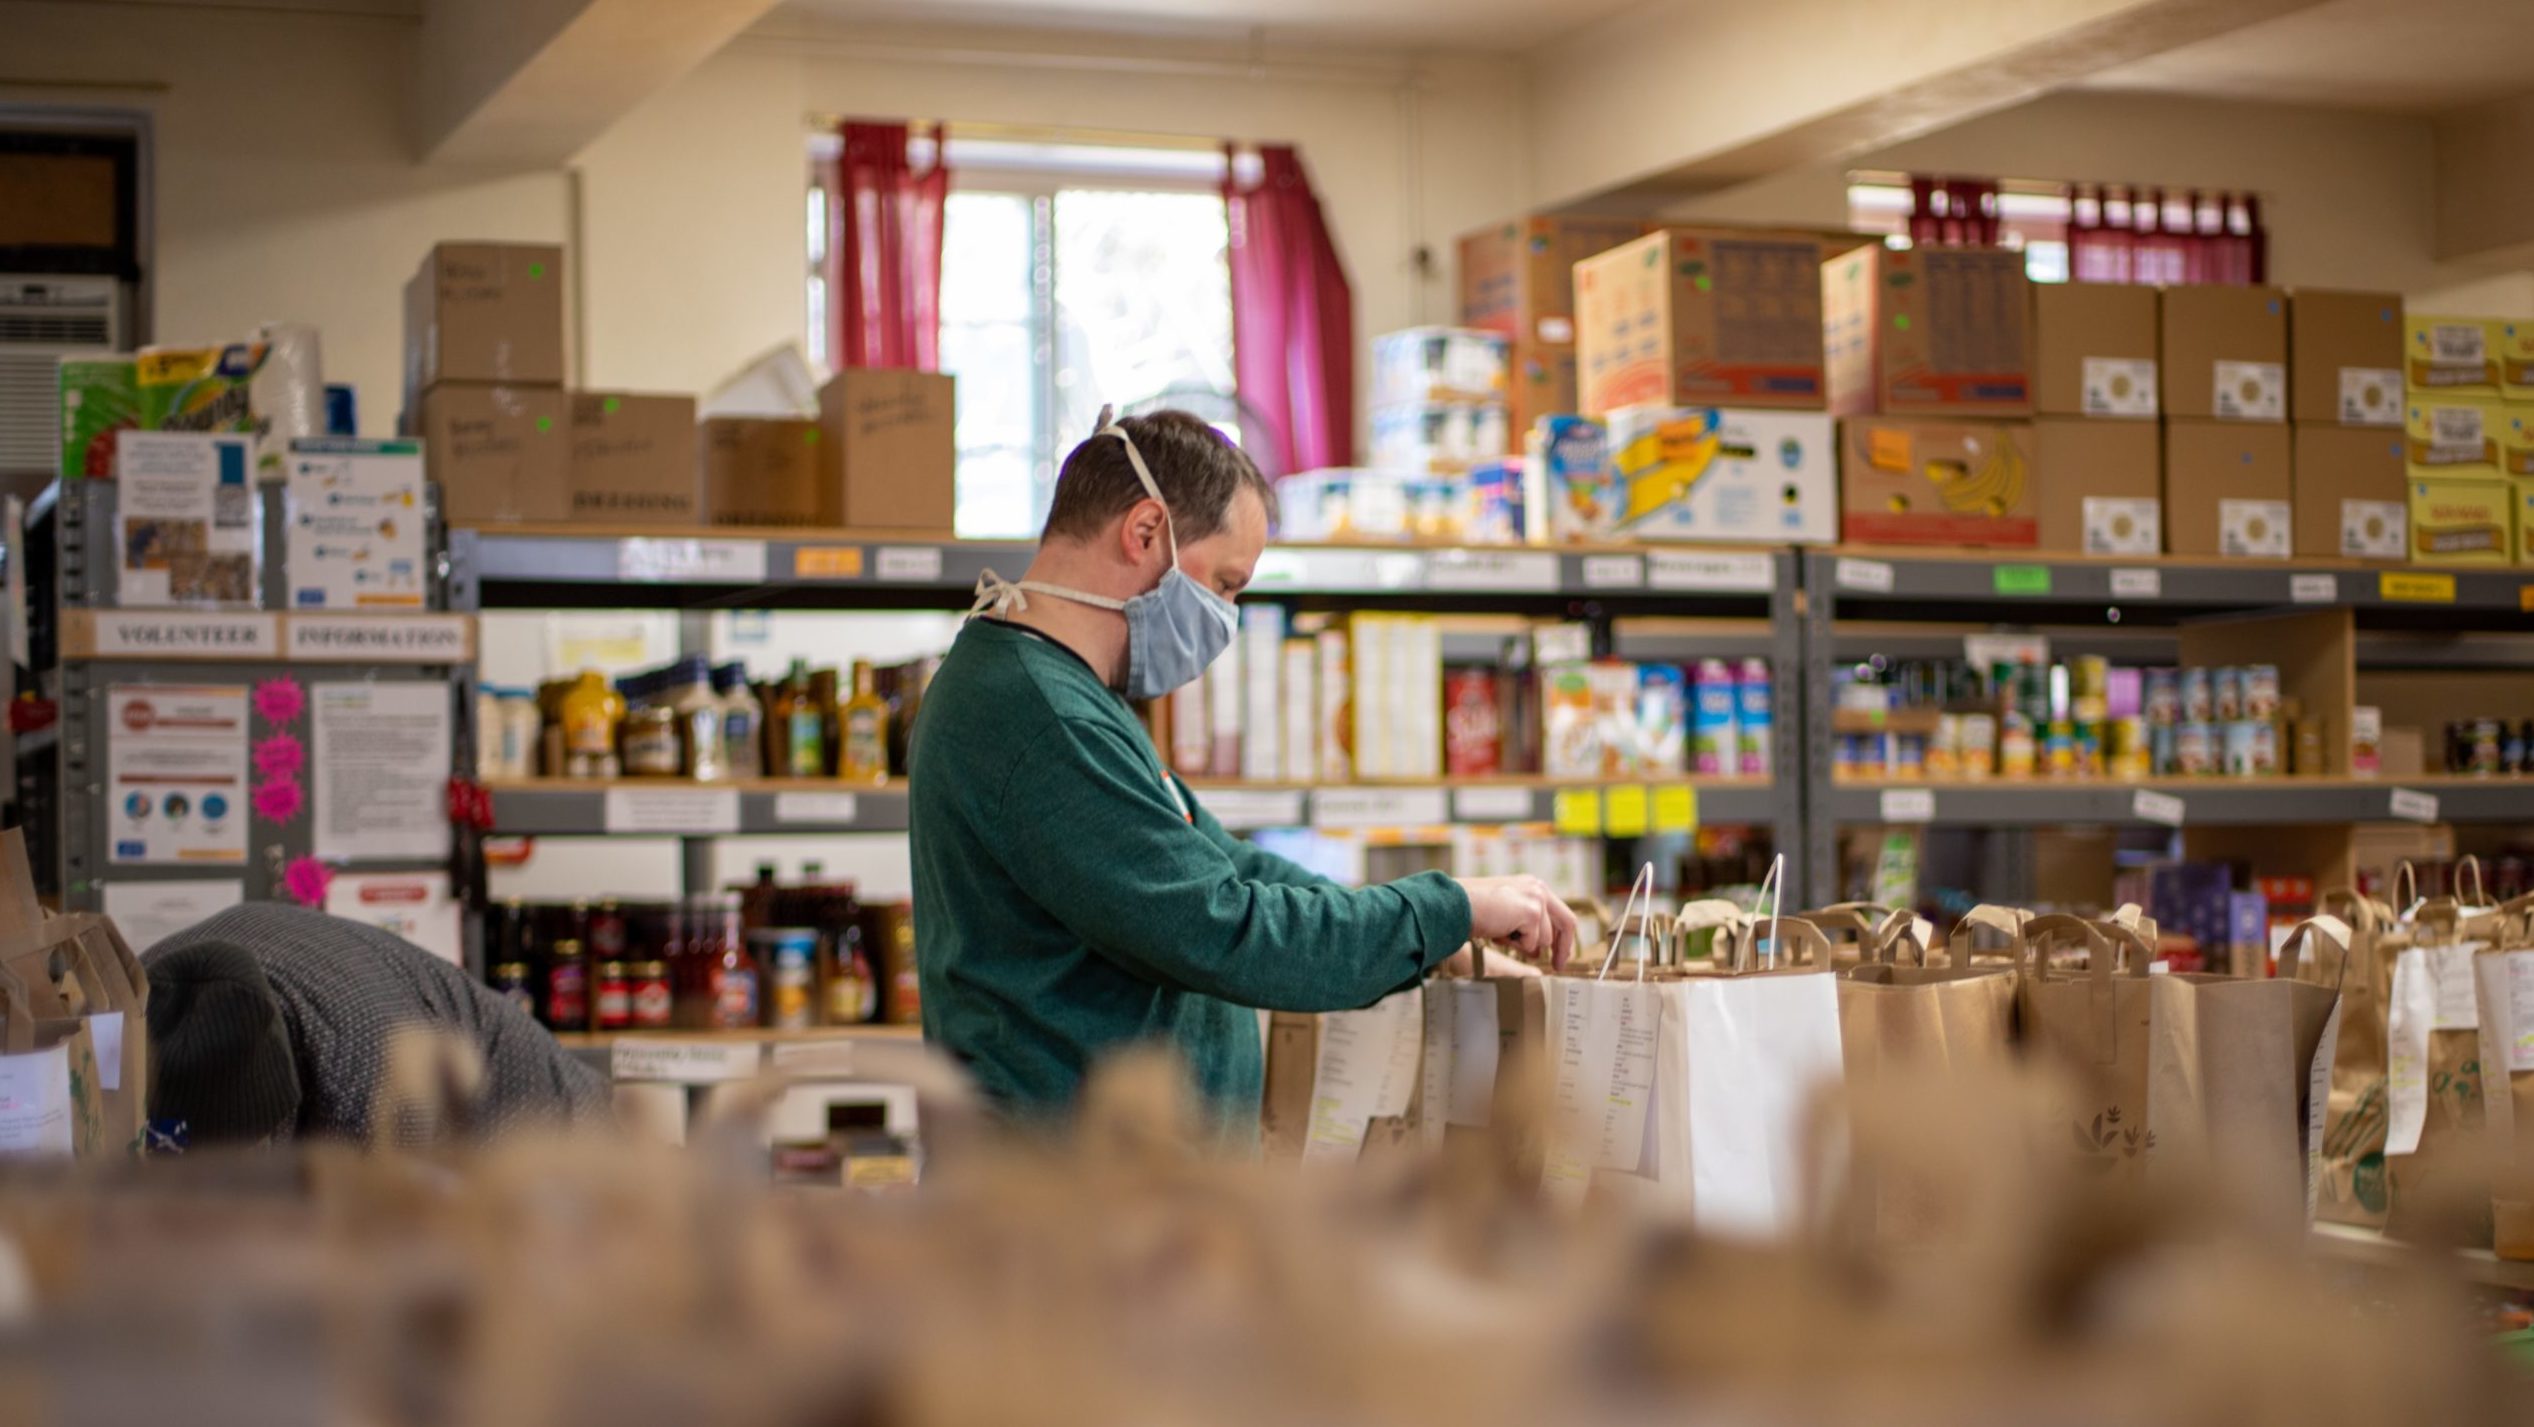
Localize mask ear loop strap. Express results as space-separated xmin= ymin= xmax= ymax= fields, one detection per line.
xmin=1096 ymin=404 xmax=1177 ymax=565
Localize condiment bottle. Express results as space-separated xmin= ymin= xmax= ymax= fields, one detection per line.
xmin=620 ymin=672 xmax=682 ymax=777
xmin=559 ymin=670 xmax=625 ymax=779
xmin=697 ymin=893 xmax=759 ymax=1030
xmin=543 ymin=936 xmax=589 ymax=1031
xmin=630 ymin=960 xmax=673 ymax=1029
xmin=666 ymin=657 xmax=727 ymax=781
xmin=714 ymin=662 xmax=764 ymax=779
xmin=775 ymin=659 xmax=825 ymax=777
xmin=839 ymin=660 xmax=889 ymax=782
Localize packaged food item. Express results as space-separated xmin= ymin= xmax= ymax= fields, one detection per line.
xmin=2044 ymin=720 xmax=2077 ymax=778
xmin=2144 ymin=669 xmax=2181 ymax=725
xmin=59 ymin=356 xmax=139 ymax=482
xmin=1891 ymin=733 xmax=1928 ymax=776
xmin=620 ymin=674 xmax=681 ymax=777
xmin=2242 ymin=664 xmax=2281 ymax=720
xmin=2249 ymin=719 xmax=2279 ymax=776
xmin=630 ymin=960 xmax=673 ymax=1029
xmin=2221 ymin=721 xmax=2258 ymax=777
xmin=1443 ymin=666 xmax=1503 ymax=776
xmin=1927 ymin=714 xmax=1962 ymax=779
xmin=2151 ymin=722 xmax=2176 ymax=776
xmin=137 ymin=342 xmax=263 ymax=436
xmin=2109 ymin=717 xmax=2151 ymax=781
xmin=1522 ymin=415 xmax=1618 ymax=543
xmin=1690 ymin=659 xmax=1739 ymax=776
xmin=1636 ymin=664 xmax=1688 ymax=776
xmin=1958 ymin=712 xmax=1998 ymax=778
xmin=1735 ymin=658 xmax=1773 ymax=777
xmin=754 ymin=928 xmax=819 ymax=1030
xmin=2000 ymin=714 xmax=2038 ymax=778
xmin=2212 ymin=666 xmax=2244 ymax=722
xmin=2180 ymin=668 xmax=2213 ymax=724
xmin=560 ymin=670 xmax=626 ymax=780
xmin=1540 ymin=664 xmax=1600 ymax=779
xmin=2177 ymin=722 xmax=2216 ymax=776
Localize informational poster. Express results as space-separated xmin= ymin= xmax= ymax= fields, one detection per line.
xmin=107 ymin=685 xmax=249 ymax=865
xmin=326 ymin=870 xmax=462 ymax=964
xmin=101 ymin=878 xmax=243 ymax=951
xmin=312 ymin=681 xmax=452 ymax=862
xmin=285 ymin=441 xmax=426 ymax=608
xmin=116 ymin=432 xmax=258 ymax=608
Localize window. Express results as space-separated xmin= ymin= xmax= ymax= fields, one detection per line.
xmin=1846 ymin=171 xmax=2268 ymax=287
xmin=1846 ymin=172 xmax=2073 ymax=283
xmin=811 ymin=134 xmax=1237 ymax=539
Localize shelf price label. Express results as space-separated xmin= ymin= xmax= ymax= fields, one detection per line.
xmin=2380 ymin=571 xmax=2456 ymax=604
xmin=875 ymin=546 xmax=945 ymax=582
xmin=2131 ymin=789 xmax=2186 ymax=827
xmin=1992 ymin=564 xmax=2053 ymax=596
xmin=1315 ymin=786 xmax=1447 ymax=829
xmin=1204 ymin=788 xmax=1307 ymax=830
xmin=2109 ymin=568 xmax=2161 ymax=599
xmin=1834 ymin=557 xmax=1895 ymax=593
xmin=1425 ymin=549 xmax=1560 ymax=593
xmin=1451 ymin=786 xmax=1535 ymax=823
xmin=611 ymin=1039 xmax=763 ymax=1083
xmin=1877 ymin=788 xmax=1936 ymax=824
xmin=602 ymin=787 xmax=741 ymax=835
xmin=1552 ymin=788 xmax=1602 ymax=836
xmin=1647 ymin=550 xmax=1774 ymax=592
xmin=2289 ymin=573 xmax=2339 ymax=604
xmin=1652 ymin=785 xmax=1699 ymax=834
xmin=772 ymin=792 xmax=862 ymax=826
xmin=1580 ymin=554 xmax=1644 ymax=589
xmin=792 ymin=547 xmax=865 ymax=579
xmin=617 ymin=538 xmax=768 ymax=584
xmin=1603 ymin=786 xmax=1651 ymax=837
xmin=2388 ymin=788 xmax=2442 ymax=824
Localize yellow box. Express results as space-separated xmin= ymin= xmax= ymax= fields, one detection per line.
xmin=2518 ymin=479 xmax=2534 ymax=565
xmin=2407 ymin=314 xmax=2502 ymax=394
xmin=2504 ymin=321 xmax=2534 ymax=401
xmin=2502 ymin=406 xmax=2534 ymax=478
xmin=2405 ymin=392 xmax=2505 ymax=474
xmin=2408 ymin=472 xmax=2514 ymax=564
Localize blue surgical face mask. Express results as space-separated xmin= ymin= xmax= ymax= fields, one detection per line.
xmin=971 ymin=407 xmax=1240 ymax=700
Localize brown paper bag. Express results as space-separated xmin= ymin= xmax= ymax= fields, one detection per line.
xmin=1257 ymin=987 xmax=1424 ymax=1163
xmin=0 ymin=918 xmax=152 ymax=1158
xmin=2146 ymin=915 xmax=2347 ymax=1223
xmin=2314 ymin=889 xmax=2406 ymax=1227
xmin=2383 ymin=896 xmax=2502 ymax=1244
xmin=2468 ymin=911 xmax=2534 ymax=1259
xmin=0 ymin=959 xmax=103 ymax=1159
xmin=2018 ymin=913 xmax=2156 ymax=1182
xmin=1833 ymin=910 xmax=2016 ymax=1083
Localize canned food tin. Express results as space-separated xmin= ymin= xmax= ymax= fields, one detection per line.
xmin=2221 ymin=721 xmax=2258 ymax=777
xmin=2145 ymin=669 xmax=2181 ymax=726
xmin=2179 ymin=668 xmax=2212 ymax=724
xmin=750 ymin=927 xmax=820 ymax=1031
xmin=2212 ymin=667 xmax=2244 ymax=722
xmin=2242 ymin=665 xmax=2280 ymax=720
xmin=2176 ymin=722 xmax=2216 ymax=776
xmin=1958 ymin=713 xmax=1998 ymax=780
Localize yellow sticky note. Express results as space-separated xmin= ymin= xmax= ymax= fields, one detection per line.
xmin=1604 ymin=786 xmax=1650 ymax=837
xmin=1868 ymin=425 xmax=1913 ymax=472
xmin=1552 ymin=788 xmax=1601 ymax=836
xmin=1653 ymin=784 xmax=1698 ymax=834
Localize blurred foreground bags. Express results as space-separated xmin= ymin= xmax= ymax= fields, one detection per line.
xmin=2316 ymin=891 xmax=2406 ymax=1228
xmin=0 ymin=831 xmax=146 ymax=1160
xmin=2470 ymin=897 xmax=2534 ymax=1258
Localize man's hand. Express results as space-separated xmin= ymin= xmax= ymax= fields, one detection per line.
xmin=1455 ymin=876 xmax=1581 ymax=971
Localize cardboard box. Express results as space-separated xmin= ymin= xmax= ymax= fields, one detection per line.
xmin=404 ymin=243 xmax=565 ymax=399
xmin=2289 ymin=289 xmax=2403 ymax=425
xmin=1838 ymin=417 xmax=2036 ymax=547
xmin=2163 ymin=420 xmax=2292 ymax=558
xmin=2160 ymin=285 xmax=2287 ymax=421
xmin=1457 ymin=216 xmax=1651 ymax=345
xmin=2503 ymin=321 xmax=2534 ymax=400
xmin=418 ymin=383 xmax=569 ymax=525
xmin=1506 ymin=343 xmax=1577 ymax=453
xmin=2034 ymin=417 xmax=2160 ymax=554
xmin=819 ymin=368 xmax=956 ymax=531
xmin=566 ymin=392 xmax=697 ymax=526
xmin=2291 ymin=425 xmax=2407 ymax=560
xmin=1823 ymin=244 xmax=2031 ymax=418
xmin=2405 ymin=314 xmax=2501 ymax=393
xmin=1574 ymin=229 xmax=1825 ymax=415
xmin=1602 ymin=406 xmax=1837 ymax=544
xmin=700 ymin=418 xmax=822 ymax=526
xmin=2033 ymin=283 xmax=2158 ymax=418
xmin=2407 ymin=472 xmax=2513 ymax=564
xmin=2502 ymin=406 xmax=2534 ymax=477
xmin=2517 ymin=479 xmax=2534 ymax=564
xmin=2404 ymin=392 xmax=2504 ymax=474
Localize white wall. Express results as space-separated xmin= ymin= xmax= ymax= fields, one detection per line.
xmin=1660 ymin=90 xmax=2534 ymax=310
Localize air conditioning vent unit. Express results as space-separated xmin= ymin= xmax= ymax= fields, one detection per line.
xmin=0 ymin=276 xmax=124 ymax=478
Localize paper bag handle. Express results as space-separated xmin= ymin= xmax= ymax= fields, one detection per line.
xmin=2394 ymin=860 xmax=2421 ymax=917
xmin=0 ymin=961 xmax=35 ymax=1054
xmin=2456 ymin=854 xmax=2489 ymax=909
xmin=1722 ymin=915 xmax=1832 ymax=974
xmin=1874 ymin=906 xmax=1933 ymax=967
xmin=2317 ymin=888 xmax=2382 ymax=935
xmin=2276 ymin=914 xmax=2354 ymax=993
xmin=2022 ymin=913 xmax=2136 ymax=982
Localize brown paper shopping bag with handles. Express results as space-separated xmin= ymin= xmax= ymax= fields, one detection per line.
xmin=2468 ymin=904 xmax=2534 ymax=1258
xmin=0 ymin=959 xmax=103 ymax=1159
xmin=2383 ymin=893 xmax=2502 ymax=1244
xmin=0 ymin=831 xmax=148 ymax=1155
xmin=2018 ymin=913 xmax=2156 ymax=1182
xmin=1832 ymin=907 xmax=2016 ymax=1083
xmin=2314 ymin=889 xmax=2406 ymax=1227
xmin=2146 ymin=915 xmax=2348 ymax=1227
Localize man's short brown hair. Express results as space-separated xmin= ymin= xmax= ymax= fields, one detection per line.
xmin=1041 ymin=410 xmax=1278 ymax=544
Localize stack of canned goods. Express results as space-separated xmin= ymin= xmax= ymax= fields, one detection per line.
xmin=2147 ymin=663 xmax=2282 ymax=778
xmin=2446 ymin=718 xmax=2534 ymax=776
xmin=1834 ymin=656 xmax=2292 ymax=782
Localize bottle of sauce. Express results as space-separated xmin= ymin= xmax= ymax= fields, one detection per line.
xmin=630 ymin=960 xmax=674 ymax=1029
xmin=665 ymin=657 xmax=726 ymax=781
xmin=714 ymin=662 xmax=764 ymax=780
xmin=838 ymin=661 xmax=890 ymax=782
xmin=697 ymin=893 xmax=760 ymax=1029
xmin=774 ymin=659 xmax=826 ymax=777
xmin=490 ymin=960 xmax=535 ymax=1017
xmin=810 ymin=667 xmax=842 ymax=775
xmin=621 ymin=672 xmax=682 ymax=778
xmin=543 ymin=936 xmax=589 ymax=1032
xmin=559 ymin=670 xmax=625 ymax=779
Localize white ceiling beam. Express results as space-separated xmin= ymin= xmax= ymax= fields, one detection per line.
xmin=415 ymin=0 xmax=779 ymax=165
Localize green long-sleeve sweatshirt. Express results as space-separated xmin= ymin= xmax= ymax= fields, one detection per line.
xmin=908 ymin=617 xmax=1473 ymax=1141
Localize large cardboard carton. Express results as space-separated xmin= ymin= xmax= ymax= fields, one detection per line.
xmin=1838 ymin=417 xmax=2036 ymax=547
xmin=1574 ymin=229 xmax=1826 ymax=415
xmin=2291 ymin=425 xmax=2407 ymax=561
xmin=2033 ymin=283 xmax=2158 ymax=418
xmin=2163 ymin=419 xmax=2292 ymax=558
xmin=1457 ymin=216 xmax=1651 ymax=345
xmin=1506 ymin=343 xmax=1577 ymax=454
xmin=403 ymin=243 xmax=566 ymax=400
xmin=819 ymin=368 xmax=956 ymax=531
xmin=702 ymin=418 xmax=823 ymax=526
xmin=1823 ymin=244 xmax=2031 ymax=418
xmin=568 ymin=392 xmax=698 ymax=526
xmin=2160 ymin=285 xmax=2287 ymax=422
xmin=2034 ymin=417 xmax=2160 ymax=555
xmin=2407 ymin=472 xmax=2513 ymax=564
xmin=2289 ymin=289 xmax=2403 ymax=425
xmin=2404 ymin=392 xmax=2505 ymax=475
xmin=1603 ymin=406 xmax=1837 ymax=544
xmin=419 ymin=384 xmax=569 ymax=525
xmin=2406 ymin=314 xmax=2501 ymax=394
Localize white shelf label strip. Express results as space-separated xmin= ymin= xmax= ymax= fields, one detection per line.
xmin=1648 ymin=550 xmax=1774 ymax=592
xmin=2132 ymin=789 xmax=2186 ymax=827
xmin=1315 ymin=786 xmax=1449 ymax=829
xmin=1878 ymin=788 xmax=1935 ymax=823
xmin=1581 ymin=554 xmax=1644 ymax=589
xmin=2388 ymin=788 xmax=2441 ymax=824
xmin=1201 ymin=788 xmax=1307 ymax=831
xmin=1834 ymin=557 xmax=1895 ymax=593
xmin=602 ymin=787 xmax=742 ymax=835
xmin=875 ymin=546 xmax=944 ymax=581
xmin=2290 ymin=573 xmax=2338 ymax=604
xmin=1452 ymin=786 xmax=1536 ymax=822
xmin=772 ymin=792 xmax=861 ymax=826
xmin=617 ymin=539 xmax=769 ymax=584
xmin=611 ymin=1040 xmax=763 ymax=1083
xmin=2109 ymin=568 xmax=2161 ymax=599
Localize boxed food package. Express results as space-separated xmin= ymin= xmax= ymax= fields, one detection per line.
xmin=2289 ymin=289 xmax=2403 ymax=425
xmin=284 ymin=437 xmax=426 ymax=609
xmin=1824 ymin=244 xmax=2032 ymax=417
xmin=419 ymin=383 xmax=569 ymax=526
xmin=2407 ymin=472 xmax=2513 ymax=564
xmin=1371 ymin=327 xmax=1508 ymax=407
xmin=819 ymin=368 xmax=955 ymax=531
xmin=1505 ymin=343 xmax=1576 ymax=454
xmin=1371 ymin=403 xmax=1508 ymax=473
xmin=2501 ymin=406 xmax=2534 ymax=477
xmin=700 ymin=418 xmax=822 ymax=526
xmin=2033 ymin=417 xmax=2161 ymax=555
xmin=403 ymin=242 xmax=566 ymax=397
xmin=568 ymin=392 xmax=699 ymax=526
xmin=2405 ymin=314 xmax=2500 ymax=393
xmin=1540 ymin=661 xmax=1641 ymax=779
xmin=2160 ymin=285 xmax=2287 ymax=421
xmin=2518 ymin=479 xmax=2534 ymax=564
xmin=137 ymin=343 xmax=261 ymax=436
xmin=59 ymin=355 xmax=138 ymax=481
xmin=1457 ymin=216 xmax=1652 ymax=345
xmin=2032 ymin=283 xmax=2158 ymax=418
xmin=2162 ymin=420 xmax=2291 ymax=559
xmin=2291 ymin=425 xmax=2407 ymax=561
xmin=1603 ymin=405 xmax=1837 ymax=544
xmin=1574 ymin=228 xmax=1825 ymax=414
xmin=2504 ymin=320 xmax=2534 ymax=399
xmin=2404 ymin=392 xmax=2504 ymax=474
xmin=1837 ymin=417 xmax=2037 ymax=547
xmin=1466 ymin=460 xmax=1524 ymax=543
xmin=1274 ymin=469 xmax=1466 ymax=542
xmin=1523 ymin=415 xmax=1618 ymax=544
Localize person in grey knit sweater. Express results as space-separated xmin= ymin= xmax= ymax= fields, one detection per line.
xmin=143 ymin=902 xmax=611 ymax=1145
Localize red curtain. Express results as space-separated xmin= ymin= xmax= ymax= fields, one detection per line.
xmin=2067 ymin=185 xmax=2267 ymax=286
xmin=829 ymin=120 xmax=949 ymax=370
xmin=1223 ymin=145 xmax=1353 ymax=475
xmin=1906 ymin=176 xmax=2001 ymax=246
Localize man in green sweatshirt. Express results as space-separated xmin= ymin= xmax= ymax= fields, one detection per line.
xmin=910 ymin=408 xmax=1577 ymax=1142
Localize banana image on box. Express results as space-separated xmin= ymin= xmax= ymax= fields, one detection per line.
xmin=1838 ymin=417 xmax=2039 ymax=547
xmin=1592 ymin=405 xmax=1837 ymax=544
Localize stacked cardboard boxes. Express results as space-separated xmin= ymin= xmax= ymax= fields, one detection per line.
xmin=701 ymin=370 xmax=958 ymax=531
xmin=2031 ymin=283 xmax=2160 ymax=554
xmin=1824 ymin=244 xmax=2037 ymax=547
xmin=405 ymin=242 xmax=570 ymax=525
xmin=1458 ymin=216 xmax=1650 ymax=450
xmin=2403 ymin=315 xmax=2517 ymax=564
xmin=2160 ymin=285 xmax=2291 ymax=559
xmin=2288 ymin=290 xmax=2406 ymax=562
xmin=1368 ymin=327 xmax=1510 ymax=475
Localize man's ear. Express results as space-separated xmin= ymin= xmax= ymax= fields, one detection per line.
xmin=1121 ymin=497 xmax=1168 ymax=561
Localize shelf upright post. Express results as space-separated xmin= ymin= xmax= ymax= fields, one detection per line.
xmin=1769 ymin=549 xmax=1809 ymax=907
xmin=676 ymin=608 xmax=716 ymax=899
xmin=1799 ymin=549 xmax=1841 ymax=906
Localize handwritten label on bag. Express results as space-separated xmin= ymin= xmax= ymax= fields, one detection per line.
xmin=1548 ymin=979 xmax=1658 ymax=1170
xmin=1302 ymin=988 xmax=1424 ymax=1163
xmin=2507 ymin=951 xmax=2534 ymax=1072
xmin=0 ymin=1044 xmax=73 ymax=1155
xmin=1418 ymin=990 xmax=1455 ymax=1148
xmin=2429 ymin=942 xmax=2483 ymax=1030
xmin=91 ymin=1011 xmax=125 ymax=1091
xmin=1446 ymin=982 xmax=1501 ymax=1127
xmin=2386 ymin=950 xmax=2434 ymax=1154
xmin=2307 ymin=997 xmax=2344 ymax=1217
